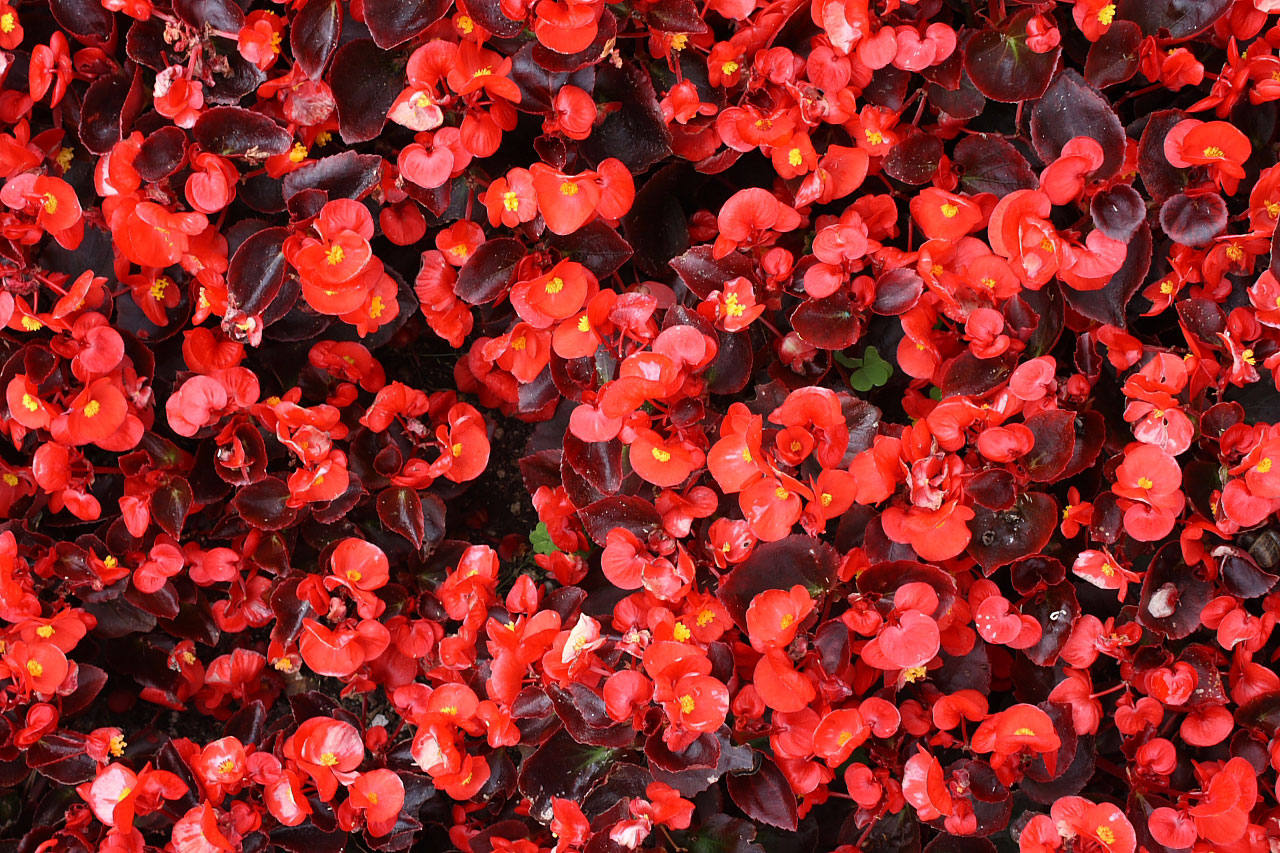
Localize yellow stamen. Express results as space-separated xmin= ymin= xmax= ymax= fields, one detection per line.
xmin=36 ymin=625 xmax=53 ymax=638
xmin=696 ymin=609 xmax=714 ymax=627
xmin=109 ymin=734 xmax=126 ymax=757
xmin=559 ymin=181 xmax=578 ymax=196
xmin=1014 ymin=727 xmax=1036 ymax=736
xmin=502 ymin=191 xmax=519 ymax=212
xmin=672 ymin=622 xmax=691 ymax=641
xmin=1096 ymin=826 xmax=1116 ymax=844
xmin=319 ymin=752 xmax=338 ymax=766
xmin=1203 ymin=146 xmax=1225 ymax=158
xmin=25 ymin=659 xmax=42 ymax=678
xmin=865 ymin=129 xmax=883 ymax=145
xmin=0 ymin=13 xmax=15 ymax=33
xmin=1097 ymin=4 xmax=1115 ymax=25
xmin=545 ymin=277 xmax=564 ymax=294
xmin=940 ymin=203 xmax=959 ymax=219
xmin=83 ymin=400 xmax=101 ymax=418
xmin=289 ymin=143 xmax=307 ymax=163
xmin=368 ymin=296 xmax=384 ymax=319
xmin=457 ymin=15 xmax=474 ymax=33
xmin=1137 ymin=477 xmax=1153 ymax=489
xmin=721 ymin=60 xmax=739 ymax=75
xmin=787 ymin=148 xmax=803 ymax=167
xmin=20 ymin=394 xmax=38 ymax=412
xmin=902 ymin=665 xmax=927 ymax=682
xmin=651 ymin=447 xmax=671 ymax=462
xmin=679 ymin=694 xmax=696 ymax=714
xmin=41 ymin=193 xmax=57 ymax=214
xmin=326 ymin=244 xmax=345 ymax=265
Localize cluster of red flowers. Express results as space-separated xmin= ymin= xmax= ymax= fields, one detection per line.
xmin=6 ymin=0 xmax=1280 ymax=850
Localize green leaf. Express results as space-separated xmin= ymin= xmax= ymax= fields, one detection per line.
xmin=849 ymin=345 xmax=893 ymax=392
xmin=530 ymin=522 xmax=559 ymax=555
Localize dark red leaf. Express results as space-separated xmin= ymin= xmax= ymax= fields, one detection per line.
xmin=726 ymin=754 xmax=798 ymax=831
xmin=291 ymin=0 xmax=343 ymax=80
xmin=377 ymin=486 xmax=427 ymax=550
xmin=228 ymin=228 xmax=289 ymax=319
xmin=963 ymin=10 xmax=1061 ymax=103
xmin=193 ymin=107 xmax=294 ymax=159
xmin=1030 ymin=70 xmax=1126 ymax=182
xmin=364 ymin=0 xmax=451 ymax=48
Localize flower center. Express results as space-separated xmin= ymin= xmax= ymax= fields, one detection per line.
xmin=21 ymin=394 xmax=38 ymax=412
xmin=502 ymin=191 xmax=519 ymax=211
xmin=545 ymin=277 xmax=564 ymax=294
xmin=576 ymin=315 xmax=590 ymax=332
xmin=1097 ymin=4 xmax=1115 ymax=25
xmin=1014 ymin=727 xmax=1036 ymax=736
xmin=218 ymin=758 xmax=236 ymax=774
xmin=326 ymin=244 xmax=345 ymax=265
xmin=865 ymin=129 xmax=883 ymax=145
xmin=679 ymin=694 xmax=696 ymax=714
xmin=1258 ymin=457 xmax=1273 ymax=473
xmin=1203 ymin=146 xmax=1224 ymax=158
xmin=651 ymin=447 xmax=671 ymax=462
xmin=319 ymin=752 xmax=339 ymax=766
xmin=787 ymin=148 xmax=803 ymax=167
xmin=672 ymin=622 xmax=691 ymax=641
xmin=83 ymin=400 xmax=101 ymax=418
xmin=1136 ymin=477 xmax=1153 ymax=489
xmin=902 ymin=665 xmax=927 ymax=682
xmin=369 ymin=296 xmax=384 ymax=319
xmin=1096 ymin=825 xmax=1116 ymax=845
xmin=42 ymin=193 xmax=58 ymax=214
xmin=559 ymin=181 xmax=578 ymax=196
xmin=0 ymin=13 xmax=14 ymax=33
xmin=289 ymin=143 xmax=308 ymax=163
xmin=940 ymin=203 xmax=958 ymax=218
xmin=780 ymin=613 xmax=795 ymax=630
xmin=36 ymin=625 xmax=53 ymax=638
xmin=721 ymin=60 xmax=739 ymax=75
xmin=696 ymin=609 xmax=714 ymax=627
